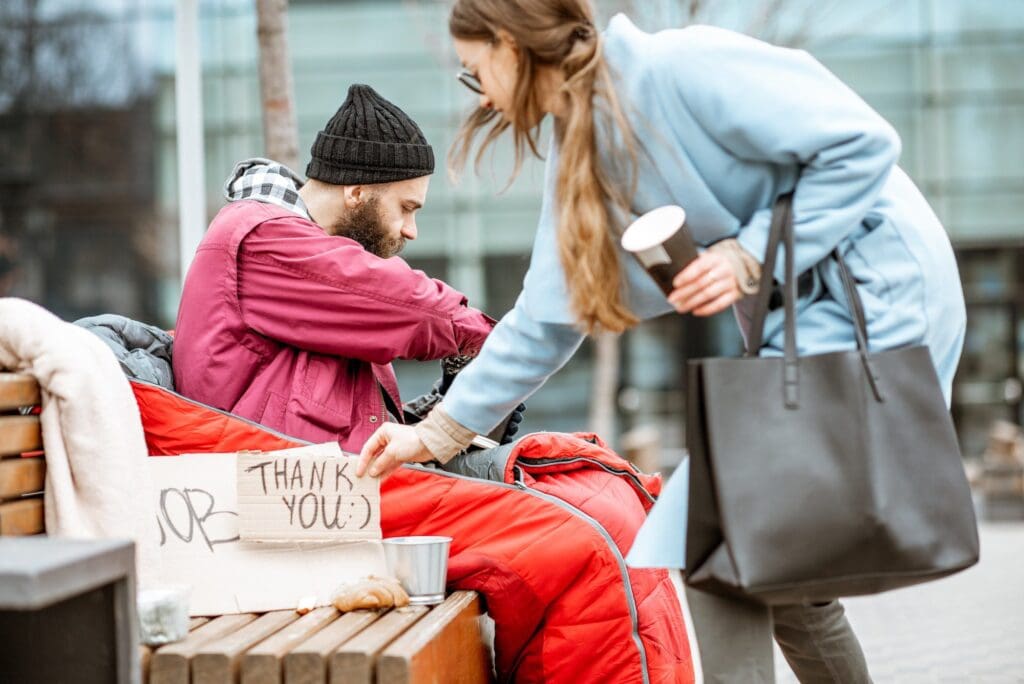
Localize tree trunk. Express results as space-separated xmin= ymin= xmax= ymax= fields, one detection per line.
xmin=256 ymin=0 xmax=299 ymax=170
xmin=589 ymin=332 xmax=621 ymax=442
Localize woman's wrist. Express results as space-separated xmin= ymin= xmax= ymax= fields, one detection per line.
xmin=413 ymin=404 xmax=477 ymax=464
xmin=708 ymin=239 xmax=762 ymax=295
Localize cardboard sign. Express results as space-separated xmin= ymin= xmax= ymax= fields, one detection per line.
xmin=237 ymin=443 xmax=381 ymax=542
xmin=150 ymin=450 xmax=387 ymax=616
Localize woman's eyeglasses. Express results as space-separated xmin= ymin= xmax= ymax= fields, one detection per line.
xmin=456 ymin=69 xmax=484 ymax=95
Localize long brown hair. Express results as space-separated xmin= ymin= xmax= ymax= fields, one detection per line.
xmin=449 ymin=0 xmax=638 ymax=333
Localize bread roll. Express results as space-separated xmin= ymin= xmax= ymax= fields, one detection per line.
xmin=332 ymin=575 xmax=410 ymax=612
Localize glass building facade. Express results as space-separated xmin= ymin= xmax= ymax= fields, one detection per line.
xmin=1 ymin=0 xmax=1021 ymax=460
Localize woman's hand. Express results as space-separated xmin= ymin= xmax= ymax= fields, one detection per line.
xmin=667 ymin=251 xmax=742 ymax=316
xmin=356 ymin=423 xmax=434 ymax=479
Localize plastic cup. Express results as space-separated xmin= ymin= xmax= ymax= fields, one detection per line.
xmin=137 ymin=584 xmax=191 ymax=646
xmin=382 ymin=536 xmax=452 ymax=606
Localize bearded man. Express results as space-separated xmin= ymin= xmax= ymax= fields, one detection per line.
xmin=173 ymin=84 xmax=505 ymax=452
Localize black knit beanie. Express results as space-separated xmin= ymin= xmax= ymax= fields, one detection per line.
xmin=306 ymin=84 xmax=435 ymax=185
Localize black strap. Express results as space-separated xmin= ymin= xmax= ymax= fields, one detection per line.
xmin=834 ymin=249 xmax=885 ymax=402
xmin=380 ymin=383 xmax=404 ymax=423
xmin=745 ymin=192 xmax=792 ymax=356
xmin=781 ymin=197 xmax=799 ymax=408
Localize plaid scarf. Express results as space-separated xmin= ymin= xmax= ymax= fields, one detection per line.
xmin=223 ymin=157 xmax=311 ymax=219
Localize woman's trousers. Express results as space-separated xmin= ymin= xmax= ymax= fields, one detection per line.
xmin=685 ymin=587 xmax=872 ymax=683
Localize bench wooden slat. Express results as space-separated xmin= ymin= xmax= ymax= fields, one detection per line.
xmin=192 ymin=610 xmax=299 ymax=684
xmin=379 ymin=591 xmax=491 ymax=684
xmin=144 ymin=616 xmax=208 ymax=683
xmin=0 ymin=496 xmax=44 ymax=535
xmin=0 ymin=458 xmax=45 ymax=499
xmin=241 ymin=607 xmax=338 ymax=684
xmin=142 ymin=645 xmax=153 ymax=683
xmin=283 ymin=610 xmax=380 ymax=684
xmin=0 ymin=415 xmax=43 ymax=457
xmin=150 ymin=613 xmax=259 ymax=684
xmin=330 ymin=606 xmax=427 ymax=684
xmin=0 ymin=373 xmax=40 ymax=412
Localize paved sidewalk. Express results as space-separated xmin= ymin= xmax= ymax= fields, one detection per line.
xmin=773 ymin=522 xmax=1024 ymax=683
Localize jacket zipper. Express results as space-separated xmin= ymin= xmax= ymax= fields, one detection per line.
xmin=516 ymin=455 xmax=657 ymax=505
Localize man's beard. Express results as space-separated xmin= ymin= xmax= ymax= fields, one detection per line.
xmin=331 ymin=196 xmax=404 ymax=258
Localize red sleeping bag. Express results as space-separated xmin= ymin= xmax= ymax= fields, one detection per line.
xmin=132 ymin=380 xmax=694 ymax=683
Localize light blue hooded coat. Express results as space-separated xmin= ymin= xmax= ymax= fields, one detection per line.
xmin=443 ymin=15 xmax=966 ymax=436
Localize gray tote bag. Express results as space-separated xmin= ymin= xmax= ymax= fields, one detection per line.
xmin=684 ymin=191 xmax=979 ymax=605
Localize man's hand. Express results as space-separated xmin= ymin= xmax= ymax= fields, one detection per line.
xmin=402 ymin=354 xmax=476 ymax=424
xmin=402 ymin=385 xmax=443 ymax=424
xmin=439 ymin=354 xmax=474 ymax=393
xmin=667 ymin=252 xmax=742 ymax=316
xmin=498 ymin=403 xmax=526 ymax=444
xmin=357 ymin=423 xmax=434 ymax=479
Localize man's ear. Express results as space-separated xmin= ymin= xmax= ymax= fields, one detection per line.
xmin=343 ymin=185 xmax=364 ymax=208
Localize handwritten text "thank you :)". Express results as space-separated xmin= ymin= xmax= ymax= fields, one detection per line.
xmin=237 ymin=449 xmax=381 ymax=542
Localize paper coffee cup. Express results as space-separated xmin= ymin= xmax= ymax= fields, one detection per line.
xmin=621 ymin=205 xmax=698 ymax=295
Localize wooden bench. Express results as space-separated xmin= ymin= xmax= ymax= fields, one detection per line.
xmin=145 ymin=591 xmax=490 ymax=684
xmin=0 ymin=372 xmax=44 ymax=536
xmin=0 ymin=371 xmax=494 ymax=683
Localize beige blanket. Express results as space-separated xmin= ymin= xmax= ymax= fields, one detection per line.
xmin=0 ymin=298 xmax=156 ymax=585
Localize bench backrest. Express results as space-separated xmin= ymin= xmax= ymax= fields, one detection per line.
xmin=0 ymin=372 xmax=45 ymax=535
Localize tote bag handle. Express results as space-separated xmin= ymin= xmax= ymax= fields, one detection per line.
xmin=743 ymin=192 xmax=884 ymax=406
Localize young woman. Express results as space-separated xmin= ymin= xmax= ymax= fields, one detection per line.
xmin=358 ymin=1 xmax=966 ymax=680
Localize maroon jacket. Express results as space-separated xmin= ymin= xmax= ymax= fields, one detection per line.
xmin=173 ymin=200 xmax=494 ymax=451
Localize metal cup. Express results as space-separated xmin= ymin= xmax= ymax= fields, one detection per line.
xmin=621 ymin=205 xmax=699 ymax=295
xmin=382 ymin=536 xmax=452 ymax=606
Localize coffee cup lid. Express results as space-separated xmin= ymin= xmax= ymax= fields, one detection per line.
xmin=621 ymin=205 xmax=687 ymax=252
